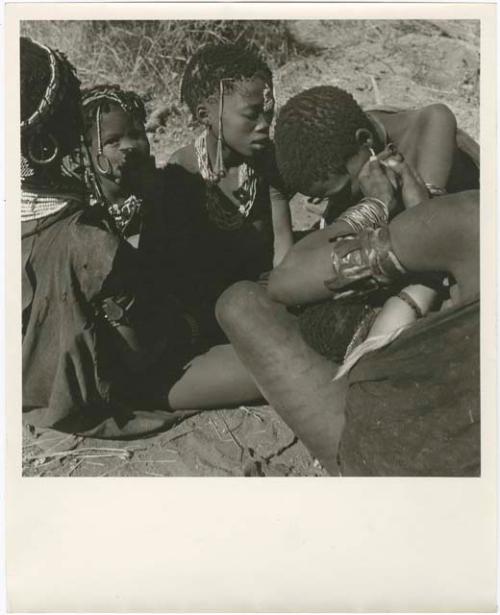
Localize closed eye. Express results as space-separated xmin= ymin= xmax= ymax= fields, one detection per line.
xmin=242 ymin=110 xmax=260 ymax=121
xmin=103 ymin=135 xmax=120 ymax=146
xmin=307 ymin=196 xmax=327 ymax=205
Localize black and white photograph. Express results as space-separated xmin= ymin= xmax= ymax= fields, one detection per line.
xmin=5 ymin=2 xmax=497 ymax=612
xmin=19 ymin=17 xmax=482 ymax=478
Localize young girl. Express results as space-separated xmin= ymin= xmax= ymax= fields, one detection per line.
xmin=81 ymin=85 xmax=157 ymax=246
xmin=162 ymin=42 xmax=293 ymax=308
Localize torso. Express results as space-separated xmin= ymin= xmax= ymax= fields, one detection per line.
xmin=169 ymin=142 xmax=275 ymax=231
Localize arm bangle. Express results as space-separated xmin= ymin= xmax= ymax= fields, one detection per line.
xmin=397 ymin=290 xmax=424 ymax=319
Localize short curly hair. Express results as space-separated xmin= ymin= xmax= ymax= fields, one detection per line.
xmin=20 ymin=36 xmax=82 ymax=160
xmin=274 ymin=86 xmax=376 ymax=194
xmin=81 ymin=85 xmax=146 ymax=138
xmin=180 ymin=42 xmax=272 ymax=116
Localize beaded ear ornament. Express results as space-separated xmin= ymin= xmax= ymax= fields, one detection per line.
xmin=82 ymin=89 xmax=145 ymax=177
xmin=194 ymin=77 xmax=271 ymax=229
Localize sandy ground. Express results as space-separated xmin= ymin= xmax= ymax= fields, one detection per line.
xmin=22 ymin=20 xmax=479 ymax=477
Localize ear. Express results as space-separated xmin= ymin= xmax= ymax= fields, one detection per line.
xmin=354 ymin=128 xmax=374 ymax=148
xmin=195 ymin=103 xmax=211 ymax=127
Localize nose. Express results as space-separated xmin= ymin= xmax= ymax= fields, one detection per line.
xmin=256 ymin=112 xmax=271 ymax=133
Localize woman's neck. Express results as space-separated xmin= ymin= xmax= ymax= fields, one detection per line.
xmin=205 ymin=130 xmax=245 ymax=169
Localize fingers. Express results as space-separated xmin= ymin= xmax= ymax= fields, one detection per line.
xmin=305 ymin=201 xmax=328 ymax=216
xmin=376 ymin=143 xmax=399 ymax=162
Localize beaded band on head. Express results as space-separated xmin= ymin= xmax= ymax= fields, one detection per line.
xmin=20 ymin=40 xmax=60 ymax=134
xmin=82 ymin=86 xmax=146 ymax=178
xmin=21 ymin=38 xmax=81 ymax=176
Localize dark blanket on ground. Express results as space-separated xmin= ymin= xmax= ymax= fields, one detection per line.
xmin=339 ymin=300 xmax=480 ymax=476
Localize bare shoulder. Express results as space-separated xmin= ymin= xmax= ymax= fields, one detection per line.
xmin=370 ymin=104 xmax=457 ymax=142
xmin=389 ymin=103 xmax=456 ymax=125
xmin=168 ymin=143 xmax=199 ymax=174
xmin=416 ymin=103 xmax=457 ymax=126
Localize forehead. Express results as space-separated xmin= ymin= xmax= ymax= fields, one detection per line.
xmin=96 ymin=103 xmax=142 ymax=131
xmin=218 ymin=76 xmax=268 ymax=108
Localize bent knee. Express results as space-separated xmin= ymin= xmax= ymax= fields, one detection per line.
xmin=215 ymin=281 xmax=266 ymax=329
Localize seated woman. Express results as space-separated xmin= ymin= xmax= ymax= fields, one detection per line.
xmin=21 ymin=37 xmax=261 ymax=439
xmin=157 ymin=42 xmax=293 ymax=310
xmin=215 ymin=87 xmax=480 ymax=476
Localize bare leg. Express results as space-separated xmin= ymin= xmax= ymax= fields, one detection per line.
xmin=167 ymin=344 xmax=261 ymax=410
xmin=390 ymin=190 xmax=479 ymax=302
xmin=216 ymin=281 xmax=348 ymax=474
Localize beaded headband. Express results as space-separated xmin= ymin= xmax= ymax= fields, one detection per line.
xmin=81 ymin=88 xmax=146 ymax=174
xmin=21 ymin=40 xmax=62 ymax=133
xmin=81 ymin=89 xmax=145 ymax=120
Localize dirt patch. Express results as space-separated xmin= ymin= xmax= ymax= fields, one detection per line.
xmin=23 ymin=407 xmax=327 ymax=477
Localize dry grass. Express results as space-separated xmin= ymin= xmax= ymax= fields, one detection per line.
xmin=20 ymin=20 xmax=304 ymax=100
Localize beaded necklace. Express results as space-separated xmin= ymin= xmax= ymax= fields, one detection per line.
xmin=21 ymin=188 xmax=83 ymax=222
xmin=194 ymin=130 xmax=259 ymax=230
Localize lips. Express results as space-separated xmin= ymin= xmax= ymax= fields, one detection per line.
xmin=251 ymin=138 xmax=270 ymax=148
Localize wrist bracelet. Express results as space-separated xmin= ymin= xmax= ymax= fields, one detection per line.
xmin=397 ymin=290 xmax=424 ymax=319
xmin=337 ymin=197 xmax=389 ymax=233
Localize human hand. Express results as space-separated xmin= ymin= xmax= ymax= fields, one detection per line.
xmin=379 ymin=147 xmax=428 ymax=209
xmin=358 ymin=153 xmax=398 ymax=215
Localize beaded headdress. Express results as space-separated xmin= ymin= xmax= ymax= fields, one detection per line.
xmin=81 ymin=86 xmax=146 ymax=176
xmin=21 ymin=37 xmax=81 ymax=176
xmin=81 ymin=86 xmax=148 ymax=236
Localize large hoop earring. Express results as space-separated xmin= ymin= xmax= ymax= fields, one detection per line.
xmin=28 ymin=132 xmax=59 ymax=165
xmin=96 ymin=152 xmax=113 ymax=176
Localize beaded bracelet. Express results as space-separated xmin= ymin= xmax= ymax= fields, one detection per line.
xmin=397 ymin=290 xmax=424 ymax=319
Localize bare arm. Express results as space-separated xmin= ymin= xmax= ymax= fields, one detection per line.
xmin=268 ymin=221 xmax=353 ymax=305
xmin=411 ymin=103 xmax=457 ymax=189
xmin=268 ymin=154 xmax=397 ymax=306
xmin=270 ymin=185 xmax=293 ymax=267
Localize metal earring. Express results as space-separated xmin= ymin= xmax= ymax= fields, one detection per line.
xmin=95 ymin=104 xmax=113 ymax=176
xmin=214 ymin=80 xmax=226 ymax=180
xmin=96 ymin=152 xmax=113 ymax=176
xmin=28 ymin=132 xmax=59 ymax=165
